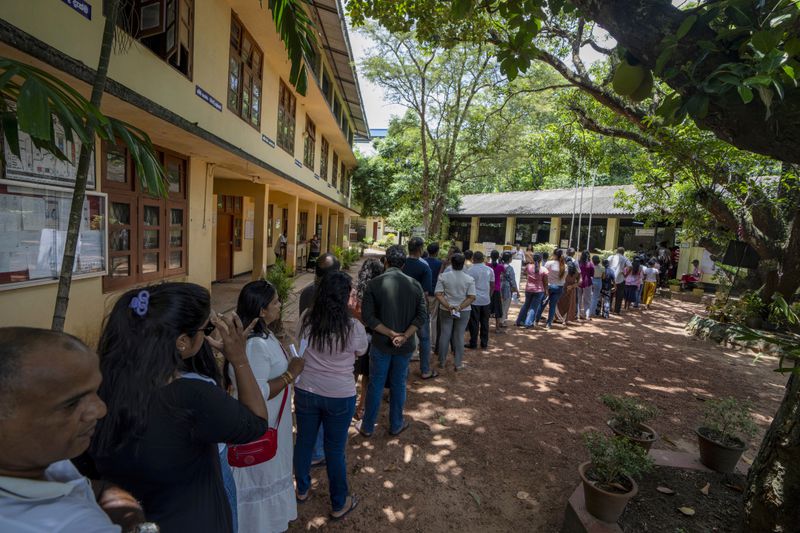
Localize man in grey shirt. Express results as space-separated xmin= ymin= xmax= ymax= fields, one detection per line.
xmin=465 ymin=251 xmax=494 ymax=349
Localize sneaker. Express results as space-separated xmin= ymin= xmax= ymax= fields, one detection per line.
xmin=544 ymin=324 xmax=551 ymax=330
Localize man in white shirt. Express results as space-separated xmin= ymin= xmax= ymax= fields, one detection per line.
xmin=607 ymin=247 xmax=630 ymax=314
xmin=465 ymin=251 xmax=495 ymax=349
xmin=0 ymin=327 xmax=145 ymax=533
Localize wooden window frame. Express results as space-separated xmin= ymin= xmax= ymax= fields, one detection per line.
xmin=331 ymin=152 xmax=339 ymax=189
xmin=101 ymin=142 xmax=188 ymax=293
xmin=267 ymin=204 xmax=274 ymax=247
xmin=303 ymin=115 xmax=316 ymax=170
xmin=111 ymin=0 xmax=194 ymax=79
xmin=277 ymin=80 xmax=297 ymax=154
xmin=218 ymin=195 xmax=244 ymax=251
xmin=227 ymin=13 xmax=263 ymax=129
xmin=320 ymin=136 xmax=329 ymax=181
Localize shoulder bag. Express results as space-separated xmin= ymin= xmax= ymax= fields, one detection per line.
xmin=227 ymin=386 xmax=288 ymax=467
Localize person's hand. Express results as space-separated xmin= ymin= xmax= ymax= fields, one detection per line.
xmin=288 ymin=357 xmax=305 ymax=377
xmin=392 ymin=333 xmax=406 ymax=347
xmin=205 ymin=311 xmax=257 ymax=365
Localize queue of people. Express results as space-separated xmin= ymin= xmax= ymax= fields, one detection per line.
xmin=0 ymin=239 xmax=678 ymax=533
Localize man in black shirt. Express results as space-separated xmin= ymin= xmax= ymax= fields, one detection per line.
xmin=358 ymin=245 xmax=426 ymax=437
xmin=401 ymin=237 xmax=433 ymax=377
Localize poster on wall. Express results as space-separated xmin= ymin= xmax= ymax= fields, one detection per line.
xmin=2 ymin=101 xmax=96 ymax=189
xmin=0 ymin=183 xmax=106 ymax=287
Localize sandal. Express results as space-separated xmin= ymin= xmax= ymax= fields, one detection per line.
xmin=389 ymin=420 xmax=411 ymax=436
xmin=330 ymin=494 xmax=359 ymax=521
xmin=421 ymin=370 xmax=439 ymax=380
xmin=354 ymin=420 xmax=373 ymax=438
xmin=296 ymin=491 xmax=311 ymax=504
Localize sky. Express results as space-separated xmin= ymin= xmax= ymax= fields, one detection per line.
xmin=346 ymin=16 xmax=616 ymax=136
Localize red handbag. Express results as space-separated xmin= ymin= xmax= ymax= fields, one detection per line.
xmin=227 ymin=386 xmax=289 ymax=467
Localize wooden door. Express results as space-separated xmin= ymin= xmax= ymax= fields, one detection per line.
xmin=372 ymin=222 xmax=378 ymax=241
xmin=216 ymin=213 xmax=233 ymax=281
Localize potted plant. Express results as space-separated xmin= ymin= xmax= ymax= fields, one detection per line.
xmin=264 ymin=259 xmax=295 ymax=336
xmin=579 ymin=432 xmax=653 ymax=523
xmin=667 ymin=278 xmax=680 ymax=293
xmin=696 ymin=396 xmax=757 ymax=473
xmin=740 ymin=291 xmax=765 ymax=329
xmin=601 ymin=394 xmax=660 ymax=452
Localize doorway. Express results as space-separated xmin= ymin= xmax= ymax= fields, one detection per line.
xmin=216 ymin=213 xmax=233 ymax=281
xmin=373 ymin=221 xmax=379 ymax=241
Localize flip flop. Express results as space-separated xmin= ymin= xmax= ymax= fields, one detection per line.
xmin=354 ymin=420 xmax=373 ymax=438
xmin=421 ymin=370 xmax=439 ymax=380
xmin=296 ymin=491 xmax=311 ymax=504
xmin=389 ymin=420 xmax=411 ymax=436
xmin=311 ymin=457 xmax=326 ymax=468
xmin=330 ymin=494 xmax=359 ymax=521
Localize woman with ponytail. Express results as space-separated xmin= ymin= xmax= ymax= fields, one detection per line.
xmin=92 ymin=282 xmax=270 ymax=533
xmin=517 ymin=252 xmax=548 ymax=329
xmin=488 ymin=249 xmax=505 ymax=330
xmin=541 ymin=249 xmax=568 ymax=330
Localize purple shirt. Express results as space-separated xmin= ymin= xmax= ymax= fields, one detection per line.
xmin=491 ymin=262 xmax=505 ymax=292
xmin=295 ymin=316 xmax=369 ymax=398
xmin=579 ymin=262 xmax=595 ymax=289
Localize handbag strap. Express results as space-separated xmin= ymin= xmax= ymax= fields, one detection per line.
xmin=273 ymin=385 xmax=289 ymax=428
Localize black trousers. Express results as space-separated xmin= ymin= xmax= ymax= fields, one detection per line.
xmin=467 ymin=304 xmax=491 ymax=348
xmin=613 ymin=282 xmax=625 ymax=313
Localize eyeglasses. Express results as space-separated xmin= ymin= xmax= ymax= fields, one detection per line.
xmin=194 ymin=323 xmax=216 ymax=336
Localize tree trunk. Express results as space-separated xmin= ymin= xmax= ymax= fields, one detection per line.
xmin=743 ymin=370 xmax=800 ymax=532
xmin=51 ymin=1 xmax=120 ymax=332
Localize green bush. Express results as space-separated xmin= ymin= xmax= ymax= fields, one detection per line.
xmin=531 ymin=242 xmax=559 ymax=255
xmin=701 ymin=397 xmax=758 ymax=447
xmin=583 ymin=432 xmax=653 ymax=489
xmin=333 ymin=245 xmax=361 ymax=270
xmin=362 ymin=237 xmax=374 ymax=246
xmin=601 ymin=394 xmax=660 ymax=437
xmin=264 ymin=258 xmax=295 ymax=332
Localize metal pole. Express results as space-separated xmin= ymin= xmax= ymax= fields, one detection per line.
xmin=577 ymin=173 xmax=585 ymax=251
xmin=587 ymin=171 xmax=596 ymax=251
xmin=569 ymin=174 xmax=579 ymax=248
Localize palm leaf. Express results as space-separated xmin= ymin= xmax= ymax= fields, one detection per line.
xmin=0 ymin=56 xmax=167 ymax=197
xmin=266 ymin=0 xmax=318 ymax=96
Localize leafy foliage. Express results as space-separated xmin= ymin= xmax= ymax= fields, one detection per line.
xmin=734 ymin=294 xmax=800 ymax=374
xmin=0 ymin=57 xmax=166 ymax=196
xmin=583 ymin=432 xmax=653 ymax=489
xmin=701 ymin=397 xmax=758 ymax=446
xmin=332 ymin=245 xmax=360 ymax=270
xmin=265 ymin=0 xmax=317 ymax=95
xmin=264 ymin=258 xmax=295 ymax=329
xmin=601 ymin=394 xmax=660 ymax=438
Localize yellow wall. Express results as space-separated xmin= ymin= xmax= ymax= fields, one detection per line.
xmin=0 ymin=0 xmax=355 ymax=206
xmin=605 ymin=218 xmax=620 ymax=251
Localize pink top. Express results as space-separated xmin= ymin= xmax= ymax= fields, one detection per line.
xmin=525 ymin=264 xmax=548 ymax=293
xmin=295 ymin=316 xmax=369 ymax=398
xmin=491 ymin=262 xmax=506 ymax=292
xmin=579 ymin=262 xmax=595 ymax=288
xmin=624 ymin=267 xmax=644 ymax=287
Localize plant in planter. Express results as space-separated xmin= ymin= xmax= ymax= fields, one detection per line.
xmin=740 ymin=291 xmax=766 ymax=329
xmin=579 ymin=432 xmax=653 ymax=523
xmin=696 ymin=396 xmax=757 ymax=473
xmin=264 ymin=258 xmax=295 ymax=336
xmin=601 ymin=394 xmax=660 ymax=452
xmin=667 ymin=278 xmax=680 ymax=292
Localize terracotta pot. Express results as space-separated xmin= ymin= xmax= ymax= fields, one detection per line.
xmin=696 ymin=427 xmax=746 ymax=473
xmin=578 ymin=462 xmax=638 ymax=523
xmin=607 ymin=421 xmax=658 ymax=453
xmin=669 ymin=285 xmax=680 ymax=293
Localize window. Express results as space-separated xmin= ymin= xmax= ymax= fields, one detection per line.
xmin=477 ymin=217 xmax=507 ymax=245
xmin=331 ymin=152 xmax=339 ymax=189
xmin=514 ymin=218 xmax=551 ymax=246
xmin=113 ymin=0 xmax=194 ymax=78
xmin=339 ymin=162 xmax=346 ymax=193
xmin=102 ymin=141 xmax=188 ymax=292
xmin=333 ymin=98 xmax=342 ymax=123
xmin=303 ymin=116 xmax=316 ymax=170
xmin=320 ymin=137 xmax=329 ymax=180
xmin=228 ymin=14 xmax=263 ymax=128
xmin=218 ymin=195 xmax=244 ymax=250
xmin=298 ymin=211 xmax=308 ymax=241
xmin=348 ymin=128 xmax=354 ymax=146
xmin=448 ymin=217 xmax=472 ymax=249
xmin=277 ymin=80 xmax=296 ymax=154
xmin=322 ymin=70 xmax=332 ymax=104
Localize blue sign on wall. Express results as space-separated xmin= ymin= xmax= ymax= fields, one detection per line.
xmin=195 ymin=86 xmax=222 ymax=112
xmin=294 ymin=159 xmax=303 ymax=168
xmin=261 ymin=134 xmax=276 ymax=148
xmin=62 ymin=0 xmax=92 ymax=20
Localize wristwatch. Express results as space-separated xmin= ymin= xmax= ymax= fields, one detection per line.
xmin=132 ymin=523 xmax=160 ymax=533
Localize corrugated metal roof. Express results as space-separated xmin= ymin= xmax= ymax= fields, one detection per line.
xmin=449 ymin=185 xmax=639 ymax=217
xmin=311 ymin=0 xmax=369 ymax=139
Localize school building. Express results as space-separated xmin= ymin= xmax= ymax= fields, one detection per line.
xmin=0 ymin=0 xmax=367 ymax=340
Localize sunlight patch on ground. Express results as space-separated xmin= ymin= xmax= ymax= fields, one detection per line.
xmin=384 ymin=480 xmax=395 ymax=489
xmin=404 ymin=444 xmax=414 ymax=463
xmin=638 ymin=383 xmax=686 ymax=393
xmin=504 ymin=395 xmax=530 ymax=403
xmin=416 ymin=385 xmax=447 ymax=394
xmin=382 ymin=506 xmax=405 ymax=522
xmin=530 ymin=374 xmax=560 ymax=392
xmin=542 ymin=358 xmax=566 ymax=373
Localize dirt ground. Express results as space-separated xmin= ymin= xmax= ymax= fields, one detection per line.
xmin=287 ymin=297 xmax=788 ymax=532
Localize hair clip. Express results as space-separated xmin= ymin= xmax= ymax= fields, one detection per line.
xmin=129 ymin=290 xmax=150 ymax=317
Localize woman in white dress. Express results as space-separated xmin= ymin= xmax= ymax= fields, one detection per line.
xmin=228 ymin=280 xmax=305 ymax=533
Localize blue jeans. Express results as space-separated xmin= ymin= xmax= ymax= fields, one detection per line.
xmin=544 ymin=285 xmax=564 ymax=327
xmin=362 ymin=346 xmax=411 ymax=434
xmin=523 ymin=292 xmax=545 ymax=327
xmin=312 ymin=425 xmax=325 ymax=462
xmin=516 ymin=291 xmax=536 ymax=326
xmin=590 ymin=278 xmax=602 ymax=316
xmin=294 ymin=388 xmax=356 ymax=512
xmin=417 ymin=316 xmax=432 ymax=375
xmin=219 ymin=446 xmax=237 ymax=533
